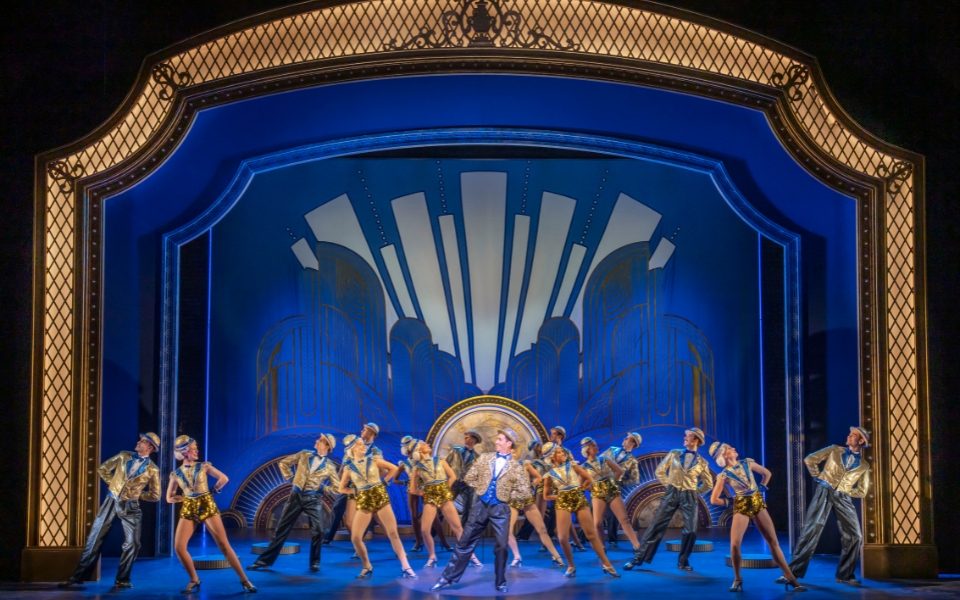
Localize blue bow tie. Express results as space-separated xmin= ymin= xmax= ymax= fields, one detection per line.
xmin=683 ymin=450 xmax=697 ymax=455
xmin=496 ymin=453 xmax=511 ymax=460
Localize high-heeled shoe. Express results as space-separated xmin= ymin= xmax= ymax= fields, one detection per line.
xmin=469 ymin=554 xmax=483 ymax=567
xmin=509 ymin=557 xmax=522 ymax=568
xmin=728 ymin=580 xmax=743 ymax=592
xmin=424 ymin=557 xmax=438 ymax=568
xmin=401 ymin=567 xmax=418 ymax=579
xmin=241 ymin=580 xmax=257 ymax=593
xmin=181 ymin=580 xmax=201 ymax=594
xmin=357 ymin=566 xmax=374 ymax=579
xmin=563 ymin=566 xmax=577 ymax=578
xmin=551 ymin=554 xmax=565 ymax=568
xmin=601 ymin=564 xmax=620 ymax=578
xmin=572 ymin=540 xmax=586 ymax=552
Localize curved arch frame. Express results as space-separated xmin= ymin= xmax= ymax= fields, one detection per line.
xmin=26 ymin=0 xmax=932 ymax=579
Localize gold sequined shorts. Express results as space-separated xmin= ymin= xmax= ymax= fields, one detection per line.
xmin=555 ymin=489 xmax=588 ymax=513
xmin=180 ymin=493 xmax=220 ymax=523
xmin=355 ymin=483 xmax=390 ymax=513
xmin=590 ymin=479 xmax=621 ymax=503
xmin=422 ymin=482 xmax=455 ymax=507
xmin=509 ymin=496 xmax=536 ymax=511
xmin=733 ymin=491 xmax=767 ymax=518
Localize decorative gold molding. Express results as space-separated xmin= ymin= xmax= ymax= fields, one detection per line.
xmin=29 ymin=0 xmax=929 ymax=578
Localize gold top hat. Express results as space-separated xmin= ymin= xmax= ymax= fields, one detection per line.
xmin=318 ymin=433 xmax=336 ymax=450
xmin=579 ymin=436 xmax=596 ymax=447
xmin=139 ymin=432 xmax=160 ymax=451
xmin=626 ymin=431 xmax=642 ymax=448
xmin=850 ymin=426 xmax=871 ymax=447
xmin=464 ymin=429 xmax=482 ymax=444
xmin=497 ymin=428 xmax=517 ymax=447
xmin=362 ymin=422 xmax=380 ymax=436
xmin=550 ymin=425 xmax=567 ymax=438
xmin=685 ymin=427 xmax=706 ymax=446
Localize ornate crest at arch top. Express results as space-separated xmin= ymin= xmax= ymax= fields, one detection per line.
xmin=386 ymin=0 xmax=579 ymax=50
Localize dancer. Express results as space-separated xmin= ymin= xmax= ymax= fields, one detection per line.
xmin=399 ymin=436 xmax=452 ymax=554
xmin=323 ymin=422 xmax=382 ymax=545
xmin=580 ymin=437 xmax=643 ymax=565
xmin=445 ymin=429 xmax=482 ymax=526
xmin=249 ymin=433 xmax=339 ymax=572
xmin=541 ymin=442 xmax=620 ymax=578
xmin=600 ymin=431 xmax=643 ymax=548
xmin=59 ymin=433 xmax=162 ymax=590
xmin=709 ymin=441 xmax=806 ymax=592
xmin=627 ymin=427 xmax=713 ymax=571
xmin=777 ymin=426 xmax=872 ymax=586
xmin=506 ymin=444 xmax=564 ymax=568
xmin=408 ymin=439 xmax=480 ymax=568
xmin=337 ymin=434 xmax=416 ymax=579
xmin=166 ymin=435 xmax=256 ymax=593
xmin=544 ymin=425 xmax=586 ymax=550
xmin=431 ymin=430 xmax=529 ymax=594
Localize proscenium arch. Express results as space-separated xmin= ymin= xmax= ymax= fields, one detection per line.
xmin=27 ymin=0 xmax=932 ymax=580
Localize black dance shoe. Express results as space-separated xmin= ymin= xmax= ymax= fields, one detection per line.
xmin=430 ymin=577 xmax=452 ymax=591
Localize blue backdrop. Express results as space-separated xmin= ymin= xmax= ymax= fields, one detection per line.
xmin=98 ymin=73 xmax=857 ymax=529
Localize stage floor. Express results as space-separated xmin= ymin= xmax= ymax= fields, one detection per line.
xmin=4 ymin=529 xmax=957 ymax=599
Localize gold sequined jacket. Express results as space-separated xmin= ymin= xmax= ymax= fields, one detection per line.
xmin=279 ymin=450 xmax=339 ymax=492
xmin=99 ymin=451 xmax=161 ymax=502
xmin=803 ymin=445 xmax=871 ymax=498
xmin=655 ymin=449 xmax=714 ymax=494
xmin=602 ymin=446 xmax=639 ymax=484
xmin=463 ymin=452 xmax=529 ymax=503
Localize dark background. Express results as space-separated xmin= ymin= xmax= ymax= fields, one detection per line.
xmin=1 ymin=0 xmax=957 ymax=580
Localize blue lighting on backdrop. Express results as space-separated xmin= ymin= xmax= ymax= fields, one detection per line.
xmin=98 ymin=74 xmax=858 ymax=541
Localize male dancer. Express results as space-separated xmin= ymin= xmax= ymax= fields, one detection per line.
xmin=60 ymin=433 xmax=162 ymax=590
xmin=446 ymin=429 xmax=481 ymax=525
xmin=249 ymin=433 xmax=339 ymax=572
xmin=323 ymin=422 xmax=382 ymax=544
xmin=776 ymin=426 xmax=871 ymax=586
xmin=432 ymin=430 xmax=528 ymax=594
xmin=626 ymin=427 xmax=713 ymax=571
xmin=549 ymin=425 xmax=567 ymax=446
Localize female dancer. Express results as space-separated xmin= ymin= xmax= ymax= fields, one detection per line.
xmin=338 ymin=434 xmax=417 ymax=579
xmin=709 ymin=441 xmax=806 ymax=592
xmin=506 ymin=445 xmax=565 ymax=568
xmin=398 ymin=436 xmax=452 ymax=554
xmin=541 ymin=442 xmax=619 ymax=578
xmin=408 ymin=439 xmax=479 ymax=568
xmin=166 ymin=435 xmax=256 ymax=593
xmin=580 ymin=437 xmax=642 ymax=558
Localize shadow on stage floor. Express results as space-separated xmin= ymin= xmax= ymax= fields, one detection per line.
xmin=3 ymin=529 xmax=958 ymax=598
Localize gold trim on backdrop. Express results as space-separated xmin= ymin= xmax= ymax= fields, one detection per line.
xmin=28 ymin=0 xmax=930 ymax=579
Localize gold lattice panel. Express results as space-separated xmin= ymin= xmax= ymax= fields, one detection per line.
xmin=36 ymin=0 xmax=922 ymax=546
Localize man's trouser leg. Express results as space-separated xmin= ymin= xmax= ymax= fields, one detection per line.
xmin=636 ymin=487 xmax=682 ymax=563
xmin=788 ymin=485 xmax=832 ymax=578
xmin=831 ymin=490 xmax=863 ymax=581
xmin=323 ymin=493 xmax=348 ymax=542
xmin=70 ymin=497 xmax=119 ymax=582
xmin=440 ymin=502 xmax=492 ymax=584
xmin=257 ymin=494 xmax=304 ymax=566
xmin=302 ymin=495 xmax=328 ymax=567
xmin=114 ymin=500 xmax=143 ymax=584
xmin=488 ymin=503 xmax=511 ymax=588
xmin=676 ymin=490 xmax=699 ymax=567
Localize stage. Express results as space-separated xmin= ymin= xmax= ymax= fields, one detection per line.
xmin=5 ymin=530 xmax=956 ymax=599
